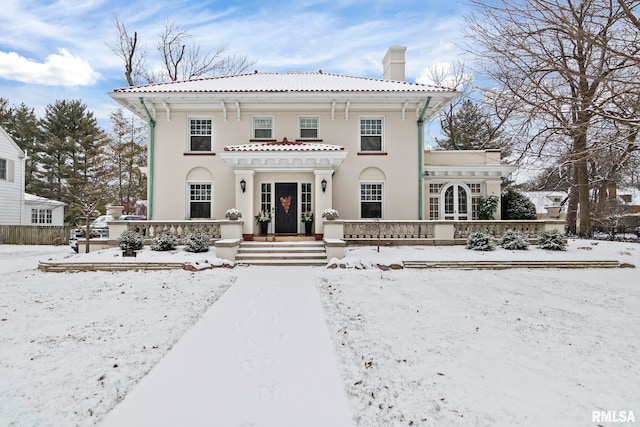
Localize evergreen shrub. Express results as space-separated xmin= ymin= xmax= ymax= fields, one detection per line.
xmin=118 ymin=230 xmax=144 ymax=251
xmin=538 ymin=229 xmax=566 ymax=251
xmin=184 ymin=230 xmax=210 ymax=253
xmin=501 ymin=188 xmax=537 ymax=220
xmin=151 ymin=231 xmax=178 ymax=251
xmin=500 ymin=230 xmax=530 ymax=250
xmin=466 ymin=232 xmax=496 ymax=251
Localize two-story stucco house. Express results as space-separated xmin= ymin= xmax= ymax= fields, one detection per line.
xmin=0 ymin=126 xmax=65 ymax=226
xmin=109 ymin=46 xmax=514 ymax=239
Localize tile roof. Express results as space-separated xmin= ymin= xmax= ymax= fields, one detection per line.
xmin=113 ymin=71 xmax=455 ymax=94
xmin=224 ymin=138 xmax=344 ymax=152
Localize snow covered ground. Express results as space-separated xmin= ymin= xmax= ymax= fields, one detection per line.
xmin=0 ymin=240 xmax=638 ymax=426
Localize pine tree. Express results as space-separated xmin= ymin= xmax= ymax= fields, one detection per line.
xmin=38 ymin=100 xmax=107 ymax=222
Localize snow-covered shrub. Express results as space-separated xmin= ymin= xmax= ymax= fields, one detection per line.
xmin=184 ymin=230 xmax=210 ymax=253
xmin=118 ymin=230 xmax=144 ymax=251
xmin=538 ymin=229 xmax=566 ymax=251
xmin=501 ymin=188 xmax=537 ymax=220
xmin=500 ymin=230 xmax=529 ymax=250
xmin=151 ymin=231 xmax=178 ymax=251
xmin=478 ymin=195 xmax=499 ymax=220
xmin=466 ymin=232 xmax=495 ymax=251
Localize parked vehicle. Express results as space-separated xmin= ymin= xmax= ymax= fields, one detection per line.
xmin=69 ymin=215 xmax=142 ymax=252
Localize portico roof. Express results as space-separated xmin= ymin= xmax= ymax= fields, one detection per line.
xmin=224 ymin=138 xmax=344 ymax=152
xmin=219 ymin=138 xmax=347 ymax=171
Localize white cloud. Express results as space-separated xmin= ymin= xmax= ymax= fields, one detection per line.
xmin=0 ymin=48 xmax=100 ymax=86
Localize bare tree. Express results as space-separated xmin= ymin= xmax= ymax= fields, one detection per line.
xmin=464 ymin=0 xmax=640 ymax=236
xmin=108 ymin=16 xmax=256 ymax=85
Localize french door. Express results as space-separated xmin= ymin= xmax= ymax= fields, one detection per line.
xmin=442 ymin=184 xmax=470 ymax=220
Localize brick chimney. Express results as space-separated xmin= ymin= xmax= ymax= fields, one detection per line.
xmin=382 ymin=45 xmax=407 ymax=81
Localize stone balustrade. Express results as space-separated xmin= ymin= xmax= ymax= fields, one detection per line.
xmin=109 ymin=220 xmax=222 ymax=241
xmin=344 ymin=220 xmax=434 ymax=239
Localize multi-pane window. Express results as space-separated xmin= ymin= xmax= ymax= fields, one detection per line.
xmin=467 ymin=183 xmax=482 ymax=220
xmin=360 ymin=182 xmax=383 ymax=218
xmin=261 ymin=183 xmax=272 ymax=213
xmin=189 ymin=183 xmax=212 ymax=219
xmin=189 ymin=119 xmax=212 ymax=151
xmin=360 ymin=118 xmax=383 ymax=151
xmin=253 ymin=117 xmax=273 ymax=139
xmin=31 ymin=209 xmax=52 ymax=224
xmin=299 ymin=117 xmax=319 ymax=139
xmin=428 ymin=184 xmax=444 ymax=219
xmin=301 ymin=183 xmax=312 ymax=214
xmin=0 ymin=158 xmax=6 ymax=180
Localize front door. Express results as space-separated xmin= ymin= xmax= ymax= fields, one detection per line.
xmin=275 ymin=183 xmax=298 ymax=233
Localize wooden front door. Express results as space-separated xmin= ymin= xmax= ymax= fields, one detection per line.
xmin=275 ymin=183 xmax=297 ymax=233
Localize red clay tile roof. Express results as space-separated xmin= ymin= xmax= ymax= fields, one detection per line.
xmin=224 ymin=138 xmax=344 ymax=152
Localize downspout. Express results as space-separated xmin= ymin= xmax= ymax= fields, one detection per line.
xmin=139 ymin=98 xmax=155 ymax=220
xmin=417 ymin=96 xmax=431 ymax=220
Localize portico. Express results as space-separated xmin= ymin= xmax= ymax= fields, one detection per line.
xmin=219 ymin=139 xmax=347 ymax=239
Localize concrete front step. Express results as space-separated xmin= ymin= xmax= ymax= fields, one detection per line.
xmin=236 ymin=241 xmax=327 ymax=266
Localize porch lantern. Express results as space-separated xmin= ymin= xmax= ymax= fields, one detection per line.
xmin=321 ymin=178 xmax=327 ymax=192
xmin=240 ymin=179 xmax=246 ymax=193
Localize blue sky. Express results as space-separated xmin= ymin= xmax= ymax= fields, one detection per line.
xmin=0 ymin=0 xmax=467 ymax=132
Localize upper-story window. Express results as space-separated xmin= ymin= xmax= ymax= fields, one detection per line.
xmin=253 ymin=117 xmax=273 ymax=139
xmin=189 ymin=118 xmax=212 ymax=151
xmin=299 ymin=117 xmax=319 ymax=139
xmin=0 ymin=158 xmax=6 ymax=180
xmin=360 ymin=117 xmax=384 ymax=152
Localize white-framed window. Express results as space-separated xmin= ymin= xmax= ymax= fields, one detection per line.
xmin=359 ymin=117 xmax=384 ymax=152
xmin=360 ymin=182 xmax=384 ymax=218
xmin=298 ymin=116 xmax=319 ymax=139
xmin=467 ymin=183 xmax=482 ymax=220
xmin=0 ymin=158 xmax=7 ymax=180
xmin=261 ymin=183 xmax=272 ymax=213
xmin=253 ymin=116 xmax=274 ymax=139
xmin=31 ymin=208 xmax=52 ymax=224
xmin=301 ymin=183 xmax=312 ymax=214
xmin=189 ymin=118 xmax=212 ymax=151
xmin=189 ymin=183 xmax=212 ymax=219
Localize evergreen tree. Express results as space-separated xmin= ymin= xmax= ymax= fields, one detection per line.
xmin=39 ymin=100 xmax=107 ymax=222
xmin=436 ymin=99 xmax=510 ymax=156
xmin=10 ymin=104 xmax=42 ymax=194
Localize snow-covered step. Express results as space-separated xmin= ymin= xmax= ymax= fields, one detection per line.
xmin=236 ymin=241 xmax=327 ymax=266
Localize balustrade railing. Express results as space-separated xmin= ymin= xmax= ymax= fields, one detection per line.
xmin=124 ymin=220 xmax=221 ymax=239
xmin=344 ymin=221 xmax=434 ymax=239
xmin=453 ymin=221 xmax=546 ymax=239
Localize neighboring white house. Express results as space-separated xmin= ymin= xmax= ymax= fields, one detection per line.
xmin=522 ymin=191 xmax=569 ymax=220
xmin=0 ymin=126 xmax=65 ymax=226
xmin=109 ymin=46 xmax=515 ymax=239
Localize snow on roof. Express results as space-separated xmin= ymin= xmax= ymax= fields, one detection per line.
xmin=24 ymin=193 xmax=66 ymax=206
xmin=113 ymin=71 xmax=456 ymax=94
xmin=224 ymin=138 xmax=344 ymax=152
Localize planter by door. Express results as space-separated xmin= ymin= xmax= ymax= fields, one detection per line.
xmin=275 ymin=183 xmax=297 ymax=233
xmin=304 ymin=221 xmax=313 ymax=235
xmin=260 ymin=221 xmax=269 ymax=235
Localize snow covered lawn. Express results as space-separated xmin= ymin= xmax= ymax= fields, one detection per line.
xmin=0 ymin=246 xmax=234 ymax=426
xmin=0 ymin=240 xmax=638 ymax=426
xmin=318 ymin=241 xmax=640 ymax=426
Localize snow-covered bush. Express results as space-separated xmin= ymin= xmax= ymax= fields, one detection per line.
xmin=501 ymin=188 xmax=537 ymax=220
xmin=500 ymin=230 xmax=529 ymax=250
xmin=538 ymin=229 xmax=566 ymax=251
xmin=466 ymin=232 xmax=495 ymax=251
xmin=478 ymin=195 xmax=499 ymax=220
xmin=118 ymin=230 xmax=144 ymax=251
xmin=225 ymin=208 xmax=242 ymax=219
xmin=184 ymin=230 xmax=210 ymax=253
xmin=151 ymin=231 xmax=178 ymax=251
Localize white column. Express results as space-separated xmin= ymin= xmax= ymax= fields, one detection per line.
xmin=314 ymin=170 xmax=334 ymax=236
xmin=235 ymin=170 xmax=255 ymax=236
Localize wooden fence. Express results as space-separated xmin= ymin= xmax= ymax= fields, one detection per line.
xmin=0 ymin=225 xmax=71 ymax=245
